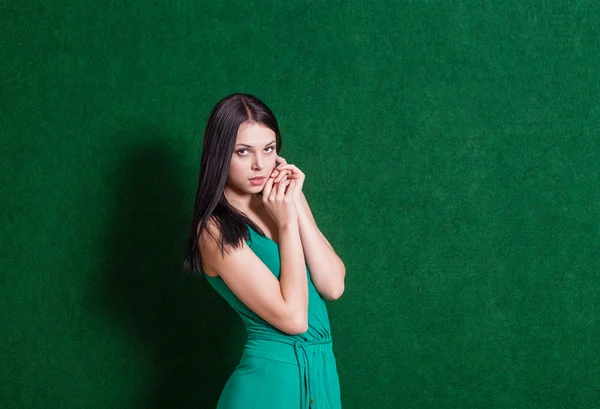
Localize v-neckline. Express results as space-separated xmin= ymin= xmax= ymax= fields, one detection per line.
xmin=247 ymin=223 xmax=279 ymax=247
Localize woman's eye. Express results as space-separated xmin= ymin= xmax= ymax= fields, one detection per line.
xmin=237 ymin=146 xmax=274 ymax=156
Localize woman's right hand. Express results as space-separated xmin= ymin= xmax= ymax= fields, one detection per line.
xmin=261 ymin=173 xmax=297 ymax=227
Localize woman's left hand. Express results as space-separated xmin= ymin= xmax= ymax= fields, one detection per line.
xmin=270 ymin=154 xmax=305 ymax=204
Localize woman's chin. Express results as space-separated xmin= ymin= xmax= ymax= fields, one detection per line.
xmin=248 ymin=185 xmax=264 ymax=196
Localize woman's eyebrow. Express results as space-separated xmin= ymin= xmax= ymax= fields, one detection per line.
xmin=235 ymin=141 xmax=276 ymax=148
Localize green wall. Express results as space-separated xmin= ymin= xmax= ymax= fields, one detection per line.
xmin=2 ymin=1 xmax=599 ymax=408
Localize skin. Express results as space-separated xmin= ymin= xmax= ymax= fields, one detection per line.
xmin=223 ymin=120 xmax=290 ymax=234
xmin=200 ymin=120 xmax=346 ymax=335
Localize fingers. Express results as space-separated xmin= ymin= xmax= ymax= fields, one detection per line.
xmin=274 ymin=164 xmax=302 ymax=175
xmin=274 ymin=169 xmax=291 ymax=183
xmin=272 ymin=164 xmax=303 ymax=181
xmin=269 ymin=179 xmax=279 ymax=201
xmin=276 ymin=155 xmax=287 ymax=166
xmin=285 ymin=179 xmax=296 ymax=199
xmin=270 ymin=175 xmax=287 ymax=202
xmin=273 ymin=155 xmax=293 ymax=180
xmin=276 ymin=178 xmax=290 ymax=200
xmin=262 ymin=176 xmax=275 ymax=201
xmin=269 ymin=173 xmax=289 ymax=201
xmin=271 ymin=167 xmax=287 ymax=178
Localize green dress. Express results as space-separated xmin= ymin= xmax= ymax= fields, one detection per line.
xmin=202 ymin=223 xmax=342 ymax=409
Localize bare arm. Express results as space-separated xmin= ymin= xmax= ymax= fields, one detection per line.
xmin=277 ymin=221 xmax=308 ymax=329
xmin=200 ymin=219 xmax=308 ymax=334
xmin=296 ymin=191 xmax=346 ymax=300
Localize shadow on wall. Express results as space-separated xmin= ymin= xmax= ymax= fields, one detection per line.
xmin=95 ymin=126 xmax=244 ymax=408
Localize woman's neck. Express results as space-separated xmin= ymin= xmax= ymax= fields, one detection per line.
xmin=224 ymin=190 xmax=264 ymax=215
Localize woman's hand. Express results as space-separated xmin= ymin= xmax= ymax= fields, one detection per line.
xmin=262 ymin=168 xmax=298 ymax=228
xmin=270 ymin=155 xmax=305 ymax=204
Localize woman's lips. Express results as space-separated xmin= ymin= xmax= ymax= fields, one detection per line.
xmin=249 ymin=176 xmax=265 ymax=186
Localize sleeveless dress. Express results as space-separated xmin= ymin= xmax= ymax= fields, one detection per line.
xmin=201 ymin=223 xmax=342 ymax=409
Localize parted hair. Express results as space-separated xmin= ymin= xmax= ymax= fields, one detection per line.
xmin=182 ymin=93 xmax=283 ymax=274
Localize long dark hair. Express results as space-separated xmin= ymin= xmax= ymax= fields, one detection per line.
xmin=182 ymin=93 xmax=283 ymax=274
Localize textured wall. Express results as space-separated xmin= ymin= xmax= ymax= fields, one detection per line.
xmin=2 ymin=1 xmax=600 ymax=408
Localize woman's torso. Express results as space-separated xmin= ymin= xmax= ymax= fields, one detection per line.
xmin=201 ymin=222 xmax=333 ymax=342
xmin=202 ymin=222 xmax=342 ymax=409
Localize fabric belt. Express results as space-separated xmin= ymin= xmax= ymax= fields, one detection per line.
xmin=244 ymin=333 xmax=333 ymax=408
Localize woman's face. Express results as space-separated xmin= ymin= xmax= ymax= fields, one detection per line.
xmin=227 ymin=121 xmax=277 ymax=194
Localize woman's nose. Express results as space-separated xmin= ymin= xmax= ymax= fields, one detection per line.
xmin=253 ymin=156 xmax=264 ymax=170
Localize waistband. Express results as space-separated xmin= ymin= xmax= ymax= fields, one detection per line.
xmin=243 ymin=334 xmax=333 ymax=364
xmin=242 ymin=333 xmax=333 ymax=408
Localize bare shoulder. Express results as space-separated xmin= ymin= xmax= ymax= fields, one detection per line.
xmin=197 ymin=217 xmax=222 ymax=250
xmin=197 ymin=217 xmax=235 ymax=277
xmin=198 ymin=217 xmax=257 ymax=278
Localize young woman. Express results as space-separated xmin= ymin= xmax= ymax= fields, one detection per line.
xmin=183 ymin=93 xmax=346 ymax=409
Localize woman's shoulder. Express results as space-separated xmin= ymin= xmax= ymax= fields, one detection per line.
xmin=198 ymin=217 xmax=253 ymax=277
xmin=198 ymin=216 xmax=252 ymax=244
xmin=197 ymin=216 xmax=219 ymax=238
xmin=197 ymin=217 xmax=223 ymax=277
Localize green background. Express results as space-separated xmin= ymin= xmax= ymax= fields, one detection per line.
xmin=2 ymin=1 xmax=599 ymax=408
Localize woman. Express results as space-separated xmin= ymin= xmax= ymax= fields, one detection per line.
xmin=183 ymin=93 xmax=346 ymax=409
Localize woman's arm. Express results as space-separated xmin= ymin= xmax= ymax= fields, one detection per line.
xmin=269 ymin=155 xmax=345 ymax=301
xmin=200 ymin=218 xmax=308 ymax=334
xmin=296 ymin=191 xmax=346 ymax=300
